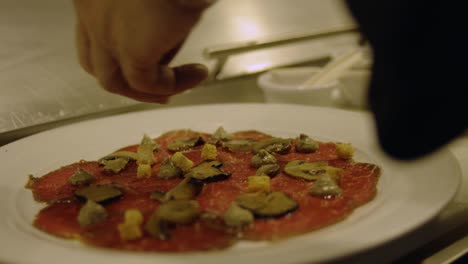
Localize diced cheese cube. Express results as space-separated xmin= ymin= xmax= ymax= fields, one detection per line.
xmin=118 ymin=223 xmax=142 ymax=241
xmin=118 ymin=209 xmax=144 ymax=241
xmin=248 ymin=175 xmax=270 ymax=192
xmin=171 ymin=152 xmax=194 ymax=172
xmin=124 ymin=209 xmax=144 ymax=224
xmin=201 ymin=143 xmax=217 ymax=161
xmin=336 ymin=143 xmax=354 ymax=159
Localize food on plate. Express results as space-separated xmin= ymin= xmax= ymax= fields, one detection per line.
xmin=26 ymin=128 xmax=380 ymax=252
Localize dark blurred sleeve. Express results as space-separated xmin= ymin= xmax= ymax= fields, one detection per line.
xmin=345 ymin=0 xmax=468 ymax=160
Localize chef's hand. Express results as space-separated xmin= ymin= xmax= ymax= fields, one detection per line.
xmin=72 ymin=0 xmax=214 ymax=103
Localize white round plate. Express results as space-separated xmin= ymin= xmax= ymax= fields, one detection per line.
xmin=0 ymin=103 xmax=461 ymax=264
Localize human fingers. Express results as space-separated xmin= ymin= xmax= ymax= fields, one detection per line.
xmin=173 ymin=63 xmax=209 ymax=90
xmin=89 ymin=40 xmax=170 ymax=103
xmin=75 ymin=22 xmax=93 ymax=74
xmin=119 ymin=53 xmax=208 ymax=97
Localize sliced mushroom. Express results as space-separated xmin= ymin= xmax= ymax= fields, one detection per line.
xmin=254 ymin=192 xmax=298 ymax=218
xmin=167 ymin=136 xmax=205 ymax=152
xmin=236 ymin=191 xmax=298 ymax=218
xmin=185 ymin=161 xmax=231 ymax=182
xmin=295 ymin=134 xmax=319 ymax=153
xmin=152 ymin=178 xmax=204 ymax=202
xmin=223 ymin=203 xmax=254 ymax=228
xmin=77 ymin=200 xmax=108 ymax=227
xmin=251 ymin=149 xmax=277 ymax=168
xmin=256 ymin=164 xmax=280 ymax=177
xmin=150 ymin=191 xmax=166 ymax=202
xmin=157 ymin=200 xmax=200 ymax=224
xmin=157 ymin=158 xmax=183 ymax=179
xmin=252 ymin=137 xmax=292 ymax=154
xmin=69 ymin=168 xmax=95 ymax=186
xmin=222 ymin=139 xmax=254 ymax=152
xmin=145 ymin=200 xmax=200 ymax=239
xmin=74 ymin=185 xmax=123 ymax=203
xmin=284 ymin=161 xmax=329 ymax=181
xmin=310 ymin=174 xmax=342 ymax=197
xmin=145 ymin=215 xmax=172 ymax=240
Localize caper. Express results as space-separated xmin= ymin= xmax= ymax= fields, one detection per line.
xmin=167 ymin=136 xmax=205 ymax=152
xmin=256 ymin=164 xmax=280 ymax=177
xmin=185 ymin=161 xmax=231 ymax=182
xmin=69 ymin=168 xmax=95 ymax=186
xmin=223 ymin=203 xmax=254 ymax=228
xmin=252 ymin=137 xmax=292 ymax=154
xmin=310 ymin=174 xmax=342 ymax=197
xmin=102 ymin=158 xmax=129 ymax=173
xmin=212 ymin=126 xmax=233 ymax=142
xmin=77 ymin=200 xmax=108 ymax=227
xmin=295 ymin=134 xmax=319 ymax=153
xmin=251 ymin=149 xmax=277 ymax=168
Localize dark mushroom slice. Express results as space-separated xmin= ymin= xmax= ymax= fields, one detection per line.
xmin=284 ymin=160 xmax=329 ymax=181
xmin=157 ymin=158 xmax=183 ymax=179
xmin=295 ymin=134 xmax=319 ymax=153
xmin=185 ymin=161 xmax=231 ymax=182
xmin=98 ymin=151 xmax=138 ymax=163
xmin=150 ymin=191 xmax=166 ymax=203
xmin=256 ymin=164 xmax=280 ymax=177
xmin=167 ymin=136 xmax=205 ymax=152
xmin=74 ymin=185 xmax=123 ymax=203
xmin=254 ymin=192 xmax=298 ymax=218
xmin=251 ymin=149 xmax=277 ymax=168
xmin=200 ymin=212 xmax=228 ymax=231
xmin=236 ymin=192 xmax=298 ymax=218
xmin=235 ymin=192 xmax=269 ymax=211
xmin=77 ymin=200 xmax=108 ymax=227
xmin=157 ymin=200 xmax=200 ymax=224
xmin=145 ymin=215 xmax=172 ymax=240
xmin=145 ymin=200 xmax=200 ymax=239
xmin=252 ymin=137 xmax=292 ymax=154
xmin=69 ymin=168 xmax=95 ymax=186
xmin=153 ymin=178 xmax=204 ymax=202
xmin=310 ymin=174 xmax=342 ymax=197
xmin=222 ymin=139 xmax=255 ymax=152
xmin=223 ymin=203 xmax=254 ymax=228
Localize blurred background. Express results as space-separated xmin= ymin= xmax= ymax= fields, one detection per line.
xmin=0 ymin=0 xmax=360 ymax=144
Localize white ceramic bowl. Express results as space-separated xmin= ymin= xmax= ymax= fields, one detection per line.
xmin=337 ymin=69 xmax=370 ymax=109
xmin=257 ymin=67 xmax=340 ymax=106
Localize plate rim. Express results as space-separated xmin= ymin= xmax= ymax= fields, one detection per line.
xmin=0 ymin=103 xmax=461 ymax=264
